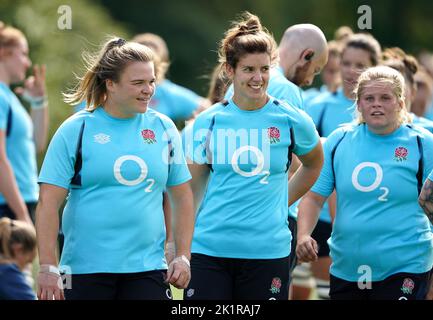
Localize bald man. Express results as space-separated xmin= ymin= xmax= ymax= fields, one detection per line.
xmin=278 ymin=24 xmax=328 ymax=87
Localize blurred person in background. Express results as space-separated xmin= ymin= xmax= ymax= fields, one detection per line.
xmin=0 ymin=21 xmax=49 ymax=225
xmin=132 ymin=32 xmax=210 ymax=126
xmin=0 ymin=217 xmax=37 ymax=300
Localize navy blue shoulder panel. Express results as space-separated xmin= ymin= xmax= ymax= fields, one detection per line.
xmin=6 ymin=104 xmax=12 ymax=137
xmin=70 ymin=120 xmax=86 ymax=187
xmin=406 ymin=124 xmax=424 ymax=195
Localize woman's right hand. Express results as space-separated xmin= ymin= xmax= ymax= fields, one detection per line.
xmin=37 ymin=265 xmax=65 ymax=300
xmin=296 ymin=234 xmax=319 ymax=263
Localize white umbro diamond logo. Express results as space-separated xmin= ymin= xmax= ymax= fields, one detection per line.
xmin=186 ymin=288 xmax=194 ymax=297
xmin=93 ymin=133 xmax=111 ymax=144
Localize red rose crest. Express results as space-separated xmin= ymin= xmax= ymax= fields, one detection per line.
xmin=269 ymin=277 xmax=282 ymax=294
xmin=141 ymin=129 xmax=156 ymax=144
xmin=401 ymin=278 xmax=415 ymax=295
xmin=394 ymin=146 xmax=408 ymax=162
xmin=268 ymin=127 xmax=280 ymax=144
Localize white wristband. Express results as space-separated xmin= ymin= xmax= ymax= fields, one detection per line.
xmin=172 ymin=255 xmax=190 ymax=268
xmin=22 ymin=91 xmax=48 ymax=109
xmin=180 ymin=255 xmax=190 ymax=267
xmin=40 ymin=264 xmax=60 ymax=276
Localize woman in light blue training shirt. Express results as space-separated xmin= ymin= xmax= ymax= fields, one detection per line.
xmin=184 ymin=12 xmax=323 ymax=300
xmin=0 ymin=22 xmax=49 ymax=225
xmin=298 ymin=66 xmax=433 ymax=300
xmin=36 ymin=38 xmax=194 ymax=300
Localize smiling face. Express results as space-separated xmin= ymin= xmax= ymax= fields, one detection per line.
xmin=227 ymin=52 xmax=271 ymax=109
xmin=358 ymin=80 xmax=404 ymax=135
xmin=106 ymin=60 xmax=156 ymax=117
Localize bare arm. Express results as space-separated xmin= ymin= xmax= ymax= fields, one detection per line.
xmin=0 ymin=131 xmax=31 ymax=224
xmin=166 ymin=182 xmax=195 ymax=289
xmin=288 ymin=154 xmax=301 ymax=179
xmin=16 ymin=65 xmax=49 ymax=152
xmin=163 ymin=192 xmax=175 ymax=264
xmin=419 ymin=178 xmax=433 ymax=224
xmin=36 ymin=183 xmax=68 ymax=300
xmin=297 ymin=191 xmax=327 ymax=262
xmin=289 ymin=142 xmax=324 ymax=206
xmin=31 ymin=106 xmax=49 ymax=153
xmin=163 ymin=192 xmax=173 ymax=242
xmin=188 ymin=162 xmax=210 ymax=212
xmin=36 ymin=183 xmax=67 ymax=266
xmin=328 ymin=190 xmax=337 ymax=223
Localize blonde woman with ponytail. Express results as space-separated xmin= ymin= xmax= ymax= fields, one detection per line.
xmin=36 ymin=37 xmax=194 ymax=300
xmin=0 ymin=22 xmax=48 ymax=225
xmin=297 ymin=66 xmax=433 ymax=300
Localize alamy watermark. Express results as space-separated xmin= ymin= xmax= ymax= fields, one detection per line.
xmin=57 ymin=5 xmax=72 ymax=30
xmin=357 ymin=265 xmax=372 ymax=290
xmin=357 ymin=5 xmax=372 ymax=30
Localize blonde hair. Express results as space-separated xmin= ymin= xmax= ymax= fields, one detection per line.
xmin=0 ymin=21 xmax=26 ymax=52
xmin=132 ymin=33 xmax=169 ymax=82
xmin=0 ymin=218 xmax=36 ymax=263
xmin=334 ymin=25 xmax=353 ymax=42
xmin=218 ymin=12 xmax=278 ymax=76
xmin=64 ymin=37 xmax=156 ymax=111
xmin=354 ymin=66 xmax=412 ymax=125
xmin=382 ymin=47 xmax=418 ymax=87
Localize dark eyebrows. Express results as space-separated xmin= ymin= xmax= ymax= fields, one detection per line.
xmin=130 ymin=78 xmax=156 ymax=83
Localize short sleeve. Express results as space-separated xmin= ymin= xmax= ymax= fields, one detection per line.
xmin=184 ymin=112 xmax=213 ymax=165
xmin=172 ymin=86 xmax=201 ymax=120
xmin=287 ymin=106 xmax=320 ymax=156
xmin=164 ymin=120 xmax=192 ymax=187
xmin=0 ymin=94 xmax=9 ymax=131
xmin=38 ymin=118 xmax=83 ymax=189
xmin=311 ymin=129 xmax=347 ymax=197
xmin=420 ymin=129 xmax=433 ymax=183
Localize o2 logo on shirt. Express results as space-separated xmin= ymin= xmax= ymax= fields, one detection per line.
xmin=113 ymin=155 xmax=155 ymax=192
xmin=231 ymin=146 xmax=269 ymax=184
xmin=351 ymin=162 xmax=388 ymax=201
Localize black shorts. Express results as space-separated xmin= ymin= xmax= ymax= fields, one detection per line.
xmin=311 ymin=220 xmax=332 ymax=257
xmin=0 ymin=202 xmax=37 ymax=223
xmin=63 ymin=270 xmax=171 ymax=300
xmin=330 ymin=270 xmax=432 ymax=300
xmin=184 ymin=253 xmax=290 ymax=300
xmin=288 ymin=216 xmax=297 ymax=276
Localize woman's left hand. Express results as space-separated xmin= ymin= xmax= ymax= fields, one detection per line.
xmin=166 ymin=255 xmax=191 ymax=289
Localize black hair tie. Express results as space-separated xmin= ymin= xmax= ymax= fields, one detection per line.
xmin=114 ymin=38 xmax=126 ymax=47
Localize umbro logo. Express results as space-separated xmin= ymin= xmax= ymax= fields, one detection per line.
xmin=94 ymin=133 xmax=111 ymax=144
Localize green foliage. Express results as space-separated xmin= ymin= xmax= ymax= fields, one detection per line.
xmin=99 ymin=0 xmax=433 ymax=95
xmin=3 ymin=0 xmax=433 ymax=148
xmin=1 ymin=0 xmax=129 ymax=142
